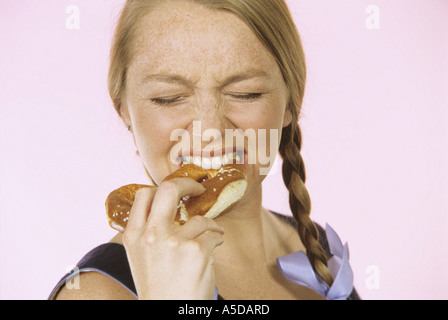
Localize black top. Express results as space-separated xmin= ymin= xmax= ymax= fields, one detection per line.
xmin=48 ymin=212 xmax=360 ymax=300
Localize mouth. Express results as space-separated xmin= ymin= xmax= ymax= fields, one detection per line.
xmin=177 ymin=149 xmax=246 ymax=170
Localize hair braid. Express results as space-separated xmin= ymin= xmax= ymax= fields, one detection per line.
xmin=280 ymin=123 xmax=334 ymax=287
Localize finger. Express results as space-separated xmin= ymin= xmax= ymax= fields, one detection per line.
xmin=126 ymin=187 xmax=157 ymax=232
xmin=195 ymin=229 xmax=225 ymax=253
xmin=179 ymin=216 xmax=225 ymax=240
xmin=147 ymin=178 xmax=205 ymax=228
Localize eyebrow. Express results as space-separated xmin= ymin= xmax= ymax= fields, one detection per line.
xmin=220 ymin=70 xmax=270 ymax=87
xmin=139 ymin=74 xmax=193 ymax=86
xmin=139 ymin=69 xmax=270 ymax=87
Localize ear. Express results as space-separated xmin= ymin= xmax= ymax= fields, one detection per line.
xmin=119 ymin=103 xmax=132 ymax=131
xmin=120 ymin=103 xmax=140 ymax=157
xmin=282 ymin=108 xmax=293 ymax=128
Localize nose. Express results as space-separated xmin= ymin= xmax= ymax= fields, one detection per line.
xmin=191 ymin=90 xmax=228 ymax=134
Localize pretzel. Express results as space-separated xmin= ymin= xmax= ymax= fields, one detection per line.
xmin=105 ymin=164 xmax=247 ymax=232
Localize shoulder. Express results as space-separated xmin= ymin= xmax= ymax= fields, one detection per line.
xmin=268 ymin=210 xmax=332 ymax=259
xmin=49 ymin=242 xmax=137 ymax=300
xmin=54 ymin=271 xmax=136 ymax=300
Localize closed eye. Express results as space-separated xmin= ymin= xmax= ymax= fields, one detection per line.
xmin=228 ymin=93 xmax=263 ymax=101
xmin=151 ymin=93 xmax=263 ymax=106
xmin=150 ymin=96 xmax=183 ymax=106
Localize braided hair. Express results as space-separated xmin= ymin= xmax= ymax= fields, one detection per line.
xmin=279 ymin=122 xmax=334 ymax=287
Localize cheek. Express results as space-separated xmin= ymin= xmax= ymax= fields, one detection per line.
xmin=131 ymin=109 xmax=187 ymax=184
xmin=235 ymin=98 xmax=286 ymax=132
xmin=131 ymin=107 xmax=185 ymax=160
xmin=230 ymin=99 xmax=285 ymax=170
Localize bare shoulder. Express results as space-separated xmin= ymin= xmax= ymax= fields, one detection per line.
xmin=54 ymin=271 xmax=136 ymax=300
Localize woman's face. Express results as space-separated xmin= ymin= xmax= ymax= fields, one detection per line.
xmin=122 ymin=0 xmax=291 ymax=189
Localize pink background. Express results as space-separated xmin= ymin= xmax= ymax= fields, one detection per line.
xmin=0 ymin=0 xmax=447 ymax=300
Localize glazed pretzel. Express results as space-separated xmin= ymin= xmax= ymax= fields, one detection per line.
xmin=105 ymin=164 xmax=247 ymax=232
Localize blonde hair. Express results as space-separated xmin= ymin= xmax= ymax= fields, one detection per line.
xmin=108 ymin=0 xmax=333 ymax=287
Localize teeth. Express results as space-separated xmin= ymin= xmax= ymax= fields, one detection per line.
xmin=211 ymin=156 xmax=222 ymax=169
xmin=235 ymin=152 xmax=241 ymax=163
xmin=181 ymin=156 xmax=192 ymax=164
xmin=222 ymin=154 xmax=230 ymax=165
xmin=201 ymin=157 xmax=212 ymax=169
xmin=180 ymin=151 xmax=244 ymax=170
xmin=193 ymin=156 xmax=202 ymax=167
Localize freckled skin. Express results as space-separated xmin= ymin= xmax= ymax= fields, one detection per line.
xmin=122 ymin=0 xmax=289 ymax=186
xmin=120 ymin=0 xmax=291 ymax=226
xmin=57 ymin=0 xmax=326 ymax=301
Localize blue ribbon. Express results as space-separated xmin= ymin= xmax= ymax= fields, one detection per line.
xmin=276 ymin=224 xmax=354 ymax=300
xmin=213 ymin=286 xmax=219 ymax=300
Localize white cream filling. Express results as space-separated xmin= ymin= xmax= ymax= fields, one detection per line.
xmin=178 ymin=202 xmax=188 ymax=223
xmin=203 ymin=179 xmax=247 ymax=219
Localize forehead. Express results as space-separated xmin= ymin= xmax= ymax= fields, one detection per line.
xmin=130 ymin=0 xmax=279 ymax=82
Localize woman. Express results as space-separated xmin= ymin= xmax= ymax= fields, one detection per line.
xmin=50 ymin=0 xmax=358 ymax=300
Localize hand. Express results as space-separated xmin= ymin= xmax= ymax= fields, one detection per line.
xmin=122 ymin=178 xmax=225 ymax=300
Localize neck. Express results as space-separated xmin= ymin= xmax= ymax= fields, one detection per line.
xmin=214 ymin=183 xmax=269 ymax=266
